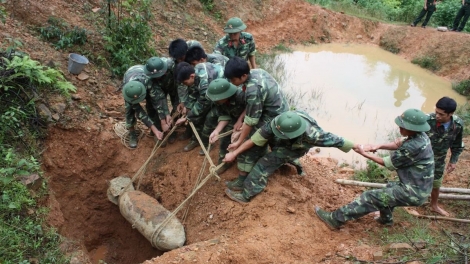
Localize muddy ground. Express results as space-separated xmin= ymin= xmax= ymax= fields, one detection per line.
xmin=1 ymin=0 xmax=470 ymax=263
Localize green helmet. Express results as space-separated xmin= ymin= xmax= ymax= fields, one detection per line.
xmin=223 ymin=17 xmax=247 ymax=33
xmin=186 ymin=40 xmax=203 ymax=48
xmin=122 ymin=81 xmax=146 ymax=104
xmin=271 ymin=111 xmax=307 ymax=139
xmin=144 ymin=57 xmax=167 ymax=78
xmin=394 ymin=108 xmax=430 ymax=132
xmin=207 ymin=78 xmax=237 ymax=101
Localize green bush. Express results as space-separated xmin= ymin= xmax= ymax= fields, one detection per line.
xmin=103 ymin=0 xmax=155 ymax=77
xmin=411 ymin=55 xmax=441 ymax=71
xmin=39 ymin=17 xmax=87 ymax=50
xmin=432 ymin=0 xmax=461 ymax=29
xmin=353 ymin=159 xmax=392 ymax=183
xmin=452 ymin=79 xmax=470 ymax=97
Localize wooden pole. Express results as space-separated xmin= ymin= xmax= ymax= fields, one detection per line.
xmin=335 ymin=179 xmax=470 ymax=200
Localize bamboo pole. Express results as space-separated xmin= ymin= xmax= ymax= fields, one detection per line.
xmin=404 ymin=208 xmax=470 ymax=223
xmin=335 ymin=179 xmax=470 ymax=200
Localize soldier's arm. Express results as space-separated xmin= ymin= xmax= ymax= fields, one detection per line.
xmin=150 ymin=86 xmax=171 ymax=120
xmin=132 ymin=103 xmax=154 ymax=128
xmin=306 ymin=127 xmax=354 ymax=153
xmin=450 ymin=126 xmax=464 ymax=163
xmin=187 ymin=77 xmax=211 ymax=121
xmin=177 ymin=83 xmax=189 ymax=107
xmin=213 ymin=38 xmax=224 ymax=55
xmin=382 ymin=141 xmax=418 ymax=171
xmin=248 ymin=35 xmax=257 ymax=68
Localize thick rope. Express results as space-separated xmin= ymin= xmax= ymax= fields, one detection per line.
xmin=113 ymin=122 xmax=145 ymax=149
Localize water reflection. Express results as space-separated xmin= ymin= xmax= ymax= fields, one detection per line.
xmin=269 ymin=43 xmax=466 ymax=167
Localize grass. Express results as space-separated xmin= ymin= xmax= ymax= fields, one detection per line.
xmin=412 ymin=56 xmax=441 ymax=72
xmin=455 ymin=103 xmax=470 ymax=135
xmin=452 ymin=79 xmax=470 ymax=98
xmin=368 ymin=208 xmax=468 ymax=263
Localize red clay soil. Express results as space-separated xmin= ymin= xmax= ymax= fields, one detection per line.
xmin=1 ymin=0 xmax=470 ymax=263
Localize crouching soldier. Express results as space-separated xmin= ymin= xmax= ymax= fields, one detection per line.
xmin=223 ymin=110 xmax=357 ymax=203
xmin=206 ymin=78 xmax=246 ymax=174
xmin=315 ymin=109 xmax=434 ymax=229
xmin=122 ymin=80 xmax=163 ymax=148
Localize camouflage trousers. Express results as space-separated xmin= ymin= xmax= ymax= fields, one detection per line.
xmin=241 ymin=146 xmax=307 ymax=199
xmin=332 ymin=183 xmax=427 ymax=223
xmin=433 ymin=156 xmax=446 ymax=181
xmin=218 ymin=120 xmax=234 ymax=163
xmin=190 ymin=107 xmax=218 ymax=147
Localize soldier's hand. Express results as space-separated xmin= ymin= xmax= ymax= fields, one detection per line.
xmin=161 ymin=120 xmax=170 ymax=133
xmin=362 ymin=144 xmax=378 ymax=153
xmin=151 ymin=126 xmax=164 ymax=141
xmin=209 ymin=131 xmax=219 ymax=144
xmin=234 ymin=120 xmax=243 ymax=131
xmin=165 ymin=115 xmax=173 ymax=126
xmin=353 ymin=144 xmax=365 ymax=154
xmin=227 ymin=141 xmax=241 ymax=152
xmin=223 ymin=152 xmax=236 ymax=163
xmin=231 ymin=131 xmax=241 ymax=143
xmin=175 ymin=117 xmax=187 ymax=126
xmin=177 ymin=103 xmax=185 ymax=114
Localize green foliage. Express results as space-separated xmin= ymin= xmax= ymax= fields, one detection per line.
xmin=273 ymin=43 xmax=293 ymax=52
xmin=455 ymin=103 xmax=470 ymax=135
xmin=0 ymin=1 xmax=7 ymax=25
xmin=103 ymin=0 xmax=155 ymax=77
xmin=411 ymin=55 xmax=441 ymax=71
xmin=353 ymin=159 xmax=392 ymax=183
xmin=39 ymin=17 xmax=87 ymax=50
xmin=199 ymin=0 xmax=215 ymax=11
xmin=0 ymin=148 xmax=67 ymax=264
xmin=432 ymin=0 xmax=461 ymax=29
xmin=452 ymin=79 xmax=470 ymax=97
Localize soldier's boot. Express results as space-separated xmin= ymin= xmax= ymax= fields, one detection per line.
xmin=216 ymin=161 xmax=233 ymax=175
xmin=168 ymin=131 xmax=177 ymax=144
xmin=374 ymin=212 xmax=394 ymax=226
xmin=199 ymin=145 xmax=213 ymax=156
xmin=315 ymin=206 xmax=342 ymax=230
xmin=225 ymin=189 xmax=249 ymax=204
xmin=225 ymin=175 xmax=246 ymax=191
xmin=289 ymin=159 xmax=305 ymax=176
xmin=183 ymin=140 xmax=199 ymax=152
xmin=128 ymin=130 xmax=138 ymax=149
xmin=178 ymin=126 xmax=192 ymax=141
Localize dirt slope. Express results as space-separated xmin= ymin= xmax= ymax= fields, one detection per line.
xmin=1 ymin=0 xmax=469 ymax=263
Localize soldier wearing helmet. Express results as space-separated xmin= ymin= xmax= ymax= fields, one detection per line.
xmin=214 ymin=17 xmax=257 ymax=69
xmin=223 ymin=110 xmax=358 ymax=204
xmin=316 ymin=109 xmax=434 ymax=230
xmin=143 ymin=56 xmax=179 ymax=144
xmin=205 ymin=78 xmax=246 ymax=174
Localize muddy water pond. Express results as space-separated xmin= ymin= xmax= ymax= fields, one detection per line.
xmin=272 ymin=43 xmax=466 ymax=167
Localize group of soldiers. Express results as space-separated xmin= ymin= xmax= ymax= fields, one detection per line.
xmin=121 ymin=16 xmax=464 ymax=229
xmin=411 ymin=0 xmax=470 ymax=31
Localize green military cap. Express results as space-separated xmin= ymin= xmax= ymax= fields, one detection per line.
xmin=394 ymin=108 xmax=430 ymax=132
xmin=122 ymin=81 xmax=146 ymax=104
xmin=223 ymin=17 xmax=247 ymax=33
xmin=144 ymin=57 xmax=167 ymax=78
xmin=271 ymin=111 xmax=307 ymax=139
xmin=207 ymin=78 xmax=237 ymax=101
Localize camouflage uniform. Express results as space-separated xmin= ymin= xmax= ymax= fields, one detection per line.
xmin=237 ymin=69 xmax=289 ymax=173
xmin=213 ymin=89 xmax=246 ymax=162
xmin=145 ymin=57 xmax=179 ymax=130
xmin=241 ymin=111 xmax=354 ymax=199
xmin=426 ymin=113 xmax=464 ymax=186
xmin=207 ymin=53 xmax=229 ymax=67
xmin=213 ymin=32 xmax=256 ymax=61
xmin=123 ymin=65 xmax=153 ymax=128
xmin=332 ymin=132 xmax=434 ymax=224
xmin=182 ymin=62 xmax=225 ymax=145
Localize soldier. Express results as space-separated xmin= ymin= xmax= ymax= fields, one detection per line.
xmin=410 ymin=0 xmax=437 ymax=28
xmin=174 ymin=62 xmax=224 ymax=154
xmin=185 ymin=46 xmax=229 ymax=67
xmin=223 ymin=110 xmax=358 ymax=204
xmin=206 ymin=79 xmax=246 ymax=174
xmin=214 ymin=17 xmax=257 ymax=69
xmin=122 ymin=80 xmax=163 ymax=148
xmin=223 ymin=56 xmax=290 ymax=191
xmin=315 ymin=109 xmax=434 ymax=229
xmin=169 ymin=39 xmax=204 ymax=141
xmin=143 ymin=57 xmax=178 ymax=144
xmin=451 ymin=0 xmax=470 ymax=32
xmin=426 ymin=97 xmax=464 ymax=216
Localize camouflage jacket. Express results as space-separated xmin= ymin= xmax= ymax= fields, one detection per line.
xmin=123 ymin=65 xmax=153 ymax=127
xmin=242 ymin=69 xmax=289 ymax=128
xmin=213 ymin=88 xmax=246 ymax=122
xmin=383 ymin=132 xmax=434 ymax=200
xmin=426 ymin=113 xmax=464 ymax=163
xmin=251 ymin=110 xmax=354 ymax=153
xmin=184 ymin=62 xmax=225 ymax=122
xmin=207 ymin=53 xmax=229 ymax=67
xmin=147 ymin=57 xmax=178 ymax=120
xmin=213 ymin=32 xmax=256 ymax=61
